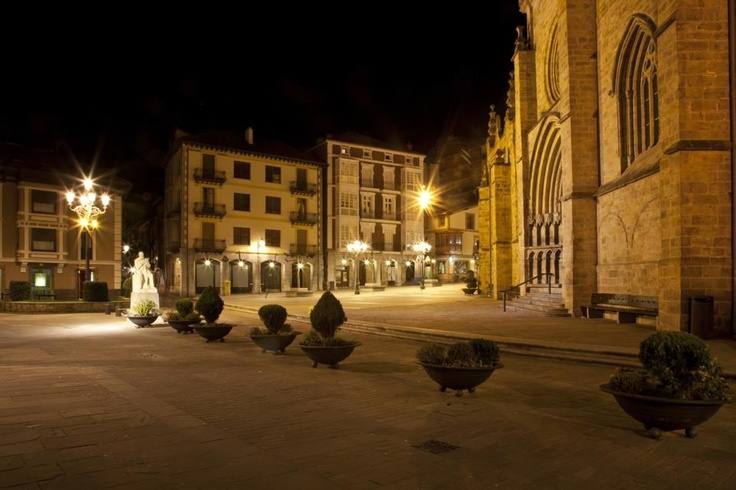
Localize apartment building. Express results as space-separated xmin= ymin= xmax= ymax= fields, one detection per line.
xmin=425 ymin=206 xmax=479 ymax=283
xmin=310 ymin=135 xmax=426 ymax=289
xmin=0 ymin=145 xmax=124 ymax=299
xmin=163 ymin=130 xmax=323 ymax=296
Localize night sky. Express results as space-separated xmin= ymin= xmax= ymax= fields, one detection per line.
xmin=0 ymin=5 xmax=524 ymax=193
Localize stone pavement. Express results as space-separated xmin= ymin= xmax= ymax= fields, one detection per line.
xmin=0 ymin=311 xmax=735 ymax=489
xmin=225 ymin=284 xmax=736 ymax=374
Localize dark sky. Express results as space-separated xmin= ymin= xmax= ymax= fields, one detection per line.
xmin=0 ymin=5 xmax=524 ymax=192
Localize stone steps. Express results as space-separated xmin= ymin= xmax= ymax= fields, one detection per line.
xmin=505 ymin=291 xmax=570 ymax=317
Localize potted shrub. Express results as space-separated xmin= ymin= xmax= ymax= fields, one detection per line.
xmin=601 ymin=331 xmax=731 ymax=439
xmin=462 ymin=277 xmax=479 ymax=296
xmin=300 ymin=291 xmax=360 ymax=368
xmin=127 ymin=299 xmax=159 ymax=328
xmin=192 ymin=287 xmax=232 ymax=342
xmin=165 ymin=298 xmax=201 ymax=334
xmin=418 ymin=339 xmax=503 ymax=396
xmin=250 ymin=304 xmax=301 ymax=354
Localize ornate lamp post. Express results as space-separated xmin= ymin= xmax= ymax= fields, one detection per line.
xmin=346 ymin=239 xmax=369 ymax=295
xmin=255 ymin=238 xmax=266 ymax=293
xmin=66 ymin=177 xmax=110 ymax=283
xmin=411 ymin=241 xmax=432 ymax=289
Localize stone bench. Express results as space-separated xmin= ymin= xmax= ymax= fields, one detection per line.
xmin=581 ymin=293 xmax=657 ymax=324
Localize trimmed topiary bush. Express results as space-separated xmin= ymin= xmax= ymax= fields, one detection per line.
xmin=417 ymin=339 xmax=501 ymax=368
xmin=121 ymin=277 xmax=132 ymax=298
xmin=9 ymin=281 xmax=31 ymax=301
xmin=83 ymin=281 xmax=109 ymax=302
xmin=610 ymin=331 xmax=731 ymax=401
xmin=258 ymin=304 xmax=288 ymax=334
xmin=309 ymin=291 xmax=347 ymax=339
xmin=176 ymin=298 xmax=194 ymax=316
xmin=195 ymin=287 xmax=224 ymax=323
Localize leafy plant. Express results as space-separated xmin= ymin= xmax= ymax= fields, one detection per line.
xmin=610 ymin=332 xmax=731 ymax=401
xmin=9 ymin=281 xmax=31 ymax=301
xmin=309 ymin=291 xmax=347 ymax=339
xmin=183 ymin=312 xmax=201 ymax=323
xmin=83 ymin=281 xmax=109 ymax=302
xmin=258 ymin=304 xmax=288 ymax=334
xmin=470 ymin=339 xmax=500 ymax=366
xmin=195 ymin=287 xmax=224 ymax=323
xmin=446 ymin=343 xmax=477 ymax=367
xmin=417 ymin=339 xmax=501 ymax=368
xmin=251 ymin=323 xmax=292 ymax=336
xmin=132 ymin=300 xmax=157 ymax=316
xmin=301 ymin=329 xmax=353 ymax=346
xmin=165 ymin=310 xmax=181 ymax=322
xmin=417 ymin=344 xmax=447 ymax=365
xmin=176 ymin=298 xmax=194 ymax=316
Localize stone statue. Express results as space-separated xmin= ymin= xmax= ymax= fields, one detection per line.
xmin=132 ymin=252 xmax=156 ymax=292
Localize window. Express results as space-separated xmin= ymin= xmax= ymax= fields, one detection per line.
xmin=265 ymin=229 xmax=281 ymax=247
xmin=406 ymin=172 xmax=421 ymax=191
xmin=360 ymin=164 xmax=374 ymax=187
xmin=233 ymin=227 xmax=250 ymax=245
xmin=31 ymin=190 xmax=57 ymax=214
xmin=615 ymin=15 xmax=659 ymax=172
xmin=265 ymin=196 xmax=281 ymax=214
xmin=234 ymin=193 xmax=250 ymax=212
xmin=361 ymin=194 xmax=374 ymax=217
xmin=384 ymin=153 xmax=392 ymax=162
xmin=202 ymin=222 xmax=215 ymax=240
xmin=339 ymin=193 xmax=358 ymax=216
xmin=465 ymin=213 xmax=475 ymax=230
xmin=339 ymin=161 xmax=358 ymax=184
xmin=383 ymin=196 xmax=395 ymax=219
xmin=79 ymin=232 xmax=92 ymax=259
xmin=31 ymin=228 xmax=56 ymax=251
xmin=265 ymin=165 xmax=281 ymax=183
xmin=234 ymin=161 xmax=251 ymax=179
xmin=202 ymin=154 xmax=215 ymax=176
xmin=339 ymin=225 xmax=356 ymax=249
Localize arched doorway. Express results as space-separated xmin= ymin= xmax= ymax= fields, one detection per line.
xmin=291 ymin=263 xmax=311 ymax=289
xmin=231 ymin=261 xmax=253 ymax=293
xmin=195 ymin=259 xmax=221 ymax=293
xmin=405 ymin=262 xmax=415 ymax=283
xmin=261 ymin=261 xmax=281 ymax=292
xmin=358 ymin=260 xmax=367 ymax=286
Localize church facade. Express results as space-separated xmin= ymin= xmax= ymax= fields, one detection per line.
xmin=478 ymin=0 xmax=735 ymax=334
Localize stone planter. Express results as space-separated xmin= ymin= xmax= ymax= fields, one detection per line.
xmin=193 ymin=323 xmax=233 ymax=343
xmin=420 ymin=362 xmax=503 ymax=396
xmin=167 ymin=319 xmax=199 ymax=334
xmin=462 ymin=288 xmax=478 ymax=296
xmin=251 ymin=332 xmax=302 ymax=354
xmin=300 ymin=342 xmax=361 ymax=369
xmin=127 ymin=314 xmax=159 ymax=328
xmin=600 ymin=384 xmax=727 ymax=439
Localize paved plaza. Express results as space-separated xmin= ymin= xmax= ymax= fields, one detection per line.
xmin=0 ymin=307 xmax=735 ymax=489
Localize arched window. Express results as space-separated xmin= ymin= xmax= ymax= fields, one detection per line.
xmin=614 ymin=15 xmax=659 ymax=172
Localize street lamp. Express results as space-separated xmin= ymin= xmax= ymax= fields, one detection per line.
xmin=66 ymin=176 xmax=110 ymax=284
xmin=254 ymin=238 xmax=266 ymax=293
xmin=346 ymin=239 xmax=369 ymax=294
xmin=411 ymin=241 xmax=432 ymax=289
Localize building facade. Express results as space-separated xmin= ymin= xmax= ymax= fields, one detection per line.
xmin=0 ymin=152 xmax=123 ymax=299
xmin=311 ymin=137 xmax=427 ymax=289
xmin=478 ymin=0 xmax=735 ymax=334
xmin=163 ymin=131 xmax=323 ymax=296
xmin=425 ymin=206 xmax=479 ymax=283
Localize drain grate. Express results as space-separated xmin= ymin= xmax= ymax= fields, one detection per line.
xmin=413 ymin=439 xmax=460 ymax=454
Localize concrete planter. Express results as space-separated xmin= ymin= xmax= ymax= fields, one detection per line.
xmin=250 ymin=332 xmax=301 ymax=354
xmin=127 ymin=314 xmax=159 ymax=328
xmin=420 ymin=363 xmax=503 ymax=396
xmin=600 ymin=384 xmax=727 ymax=439
xmin=300 ymin=342 xmax=361 ymax=368
xmin=168 ymin=319 xmax=199 ymax=334
xmin=194 ymin=323 xmax=233 ymax=343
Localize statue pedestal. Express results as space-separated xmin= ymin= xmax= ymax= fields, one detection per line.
xmin=130 ymin=290 xmax=160 ymax=311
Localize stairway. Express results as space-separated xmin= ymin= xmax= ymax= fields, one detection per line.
xmin=504 ymin=287 xmax=570 ymax=317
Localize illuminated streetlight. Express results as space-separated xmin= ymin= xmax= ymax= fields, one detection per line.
xmin=66 ymin=175 xmax=110 ymax=284
xmin=411 ymin=241 xmax=432 ymax=289
xmin=204 ymin=258 xmax=211 ymax=267
xmin=122 ymin=244 xmax=130 ymax=254
xmin=346 ymin=239 xmax=369 ymax=295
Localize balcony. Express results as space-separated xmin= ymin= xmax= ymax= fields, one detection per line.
xmin=194 ymin=239 xmax=226 ymax=253
xmin=289 ymin=212 xmax=318 ymax=226
xmin=193 ymin=168 xmax=226 ymax=185
xmin=193 ymin=202 xmax=226 ymax=218
xmin=289 ymin=181 xmax=318 ymax=196
xmin=288 ymin=244 xmax=319 ymax=257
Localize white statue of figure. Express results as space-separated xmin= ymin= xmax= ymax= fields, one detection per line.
xmin=132 ymin=252 xmax=156 ymax=292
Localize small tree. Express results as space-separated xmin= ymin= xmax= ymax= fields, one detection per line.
xmin=258 ymin=304 xmax=288 ymax=334
xmin=176 ymin=298 xmax=194 ymax=316
xmin=309 ymin=291 xmax=347 ymax=339
xmin=195 ymin=287 xmax=224 ymax=323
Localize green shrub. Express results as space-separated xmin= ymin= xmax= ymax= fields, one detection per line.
xmin=121 ymin=277 xmax=132 ymax=298
xmin=165 ymin=311 xmax=181 ymax=322
xmin=9 ymin=281 xmax=31 ymax=301
xmin=301 ymin=329 xmax=352 ymax=346
xmin=417 ymin=344 xmax=447 ymax=365
xmin=258 ymin=304 xmax=288 ymax=334
xmin=195 ymin=287 xmax=224 ymax=323
xmin=184 ymin=312 xmax=201 ymax=323
xmin=466 ymin=277 xmax=479 ymax=289
xmin=132 ymin=300 xmax=157 ymax=316
xmin=251 ymin=323 xmax=292 ymax=336
xmin=446 ymin=343 xmax=477 ymax=367
xmin=309 ymin=291 xmax=347 ymax=339
xmin=470 ymin=339 xmax=500 ymax=366
xmin=176 ymin=298 xmax=194 ymax=316
xmin=83 ymin=281 xmax=109 ymax=302
xmin=610 ymin=332 xmax=731 ymax=401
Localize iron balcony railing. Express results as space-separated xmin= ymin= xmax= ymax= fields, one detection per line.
xmin=288 ymin=244 xmax=319 ymax=257
xmin=193 ymin=202 xmax=226 ymax=218
xmin=289 ymin=181 xmax=318 ymax=195
xmin=289 ymin=212 xmax=318 ymax=225
xmin=193 ymin=168 xmax=226 ymax=184
xmin=193 ymin=239 xmax=227 ymax=253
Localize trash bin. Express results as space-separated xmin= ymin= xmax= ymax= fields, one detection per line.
xmin=689 ymin=296 xmax=714 ymax=338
